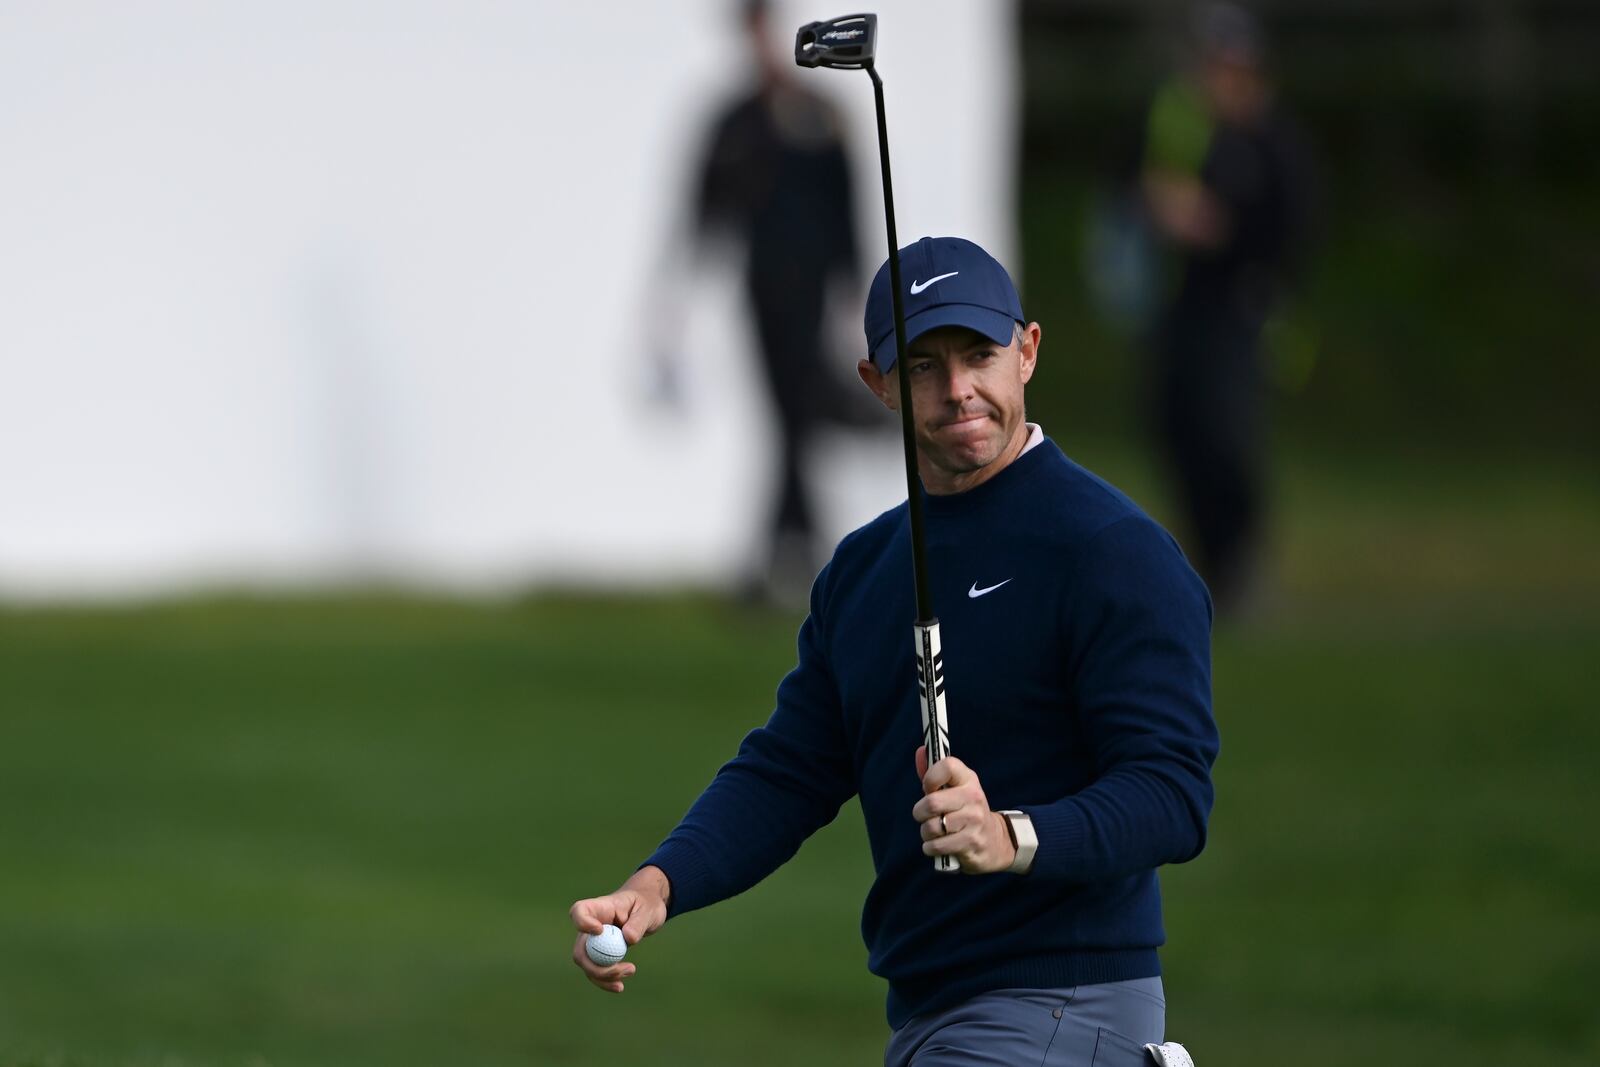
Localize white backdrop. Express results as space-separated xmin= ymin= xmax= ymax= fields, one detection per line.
xmin=0 ymin=1 xmax=1018 ymax=598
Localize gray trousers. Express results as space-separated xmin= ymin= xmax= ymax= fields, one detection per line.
xmin=885 ymin=978 xmax=1166 ymax=1067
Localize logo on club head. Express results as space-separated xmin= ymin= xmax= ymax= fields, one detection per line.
xmin=822 ymin=28 xmax=866 ymax=41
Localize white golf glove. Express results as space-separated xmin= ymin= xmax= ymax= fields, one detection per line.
xmin=1144 ymin=1041 xmax=1195 ymax=1067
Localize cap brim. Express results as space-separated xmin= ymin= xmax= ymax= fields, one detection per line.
xmin=871 ymin=304 xmax=1017 ymax=371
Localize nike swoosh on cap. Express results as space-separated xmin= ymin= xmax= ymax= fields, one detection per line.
xmin=967 ymin=579 xmax=1011 ymax=598
xmin=909 ymin=271 xmax=959 ymax=295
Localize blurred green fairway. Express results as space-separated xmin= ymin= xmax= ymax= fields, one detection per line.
xmin=2 ymin=447 xmax=1597 ymax=1067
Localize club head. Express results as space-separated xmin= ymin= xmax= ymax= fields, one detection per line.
xmin=794 ymin=13 xmax=876 ymax=70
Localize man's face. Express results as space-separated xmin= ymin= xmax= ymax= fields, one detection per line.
xmin=1201 ymin=54 xmax=1266 ymax=125
xmin=858 ymin=323 xmax=1040 ymax=494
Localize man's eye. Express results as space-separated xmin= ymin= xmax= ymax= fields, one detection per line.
xmin=909 ymin=361 xmax=934 ymax=374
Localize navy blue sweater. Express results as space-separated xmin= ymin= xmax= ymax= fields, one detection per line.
xmin=645 ymin=438 xmax=1218 ymax=1027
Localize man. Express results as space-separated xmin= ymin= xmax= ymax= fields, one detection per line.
xmin=1139 ymin=3 xmax=1316 ymax=613
xmin=572 ymin=237 xmax=1219 ymax=1065
xmin=682 ymin=0 xmax=866 ymax=604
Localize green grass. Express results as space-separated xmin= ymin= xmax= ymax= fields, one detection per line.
xmin=2 ymin=449 xmax=1598 ymax=1066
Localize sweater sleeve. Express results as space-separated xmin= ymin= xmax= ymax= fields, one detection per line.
xmin=642 ymin=568 xmax=857 ymax=918
xmin=1023 ymin=515 xmax=1219 ymax=882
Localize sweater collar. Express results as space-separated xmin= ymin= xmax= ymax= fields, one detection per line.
xmin=921 ymin=424 xmax=1053 ymax=517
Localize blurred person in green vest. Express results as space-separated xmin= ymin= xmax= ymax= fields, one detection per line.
xmin=1138 ymin=3 xmax=1316 ymax=614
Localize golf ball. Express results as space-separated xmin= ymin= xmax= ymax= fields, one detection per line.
xmin=585 ymin=924 xmax=628 ymax=967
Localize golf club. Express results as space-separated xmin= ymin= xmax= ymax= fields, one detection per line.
xmin=796 ymin=12 xmax=957 ymax=874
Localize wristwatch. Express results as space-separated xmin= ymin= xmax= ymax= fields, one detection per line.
xmin=998 ymin=810 xmax=1037 ymax=874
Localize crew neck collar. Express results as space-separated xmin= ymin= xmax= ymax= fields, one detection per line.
xmin=921 ymin=425 xmax=1052 ymax=516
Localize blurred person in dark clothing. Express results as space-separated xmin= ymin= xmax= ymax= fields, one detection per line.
xmin=1139 ymin=3 xmax=1316 ymax=613
xmin=666 ymin=0 xmax=869 ymax=606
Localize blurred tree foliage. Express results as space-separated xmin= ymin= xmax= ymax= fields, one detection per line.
xmin=1016 ymin=0 xmax=1599 ymax=457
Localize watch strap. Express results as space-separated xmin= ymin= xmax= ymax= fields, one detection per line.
xmin=998 ymin=809 xmax=1037 ymax=874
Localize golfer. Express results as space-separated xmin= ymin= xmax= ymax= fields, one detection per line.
xmin=571 ymin=237 xmax=1219 ymax=1065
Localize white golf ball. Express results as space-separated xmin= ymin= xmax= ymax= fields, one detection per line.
xmin=585 ymin=923 xmax=628 ymax=967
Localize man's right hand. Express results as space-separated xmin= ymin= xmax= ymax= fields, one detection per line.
xmin=568 ymin=865 xmax=672 ymax=993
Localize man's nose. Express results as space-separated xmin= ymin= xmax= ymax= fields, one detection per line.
xmin=943 ymin=364 xmax=975 ymax=403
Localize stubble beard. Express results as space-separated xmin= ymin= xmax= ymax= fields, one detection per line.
xmin=921 ymin=413 xmax=1017 ymax=479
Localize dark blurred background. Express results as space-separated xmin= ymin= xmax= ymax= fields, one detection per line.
xmin=2 ymin=4 xmax=1597 ymax=1067
xmin=1019 ymin=0 xmax=1599 ymax=455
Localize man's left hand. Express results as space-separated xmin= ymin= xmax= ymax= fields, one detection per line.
xmin=912 ymin=746 xmax=1018 ymax=874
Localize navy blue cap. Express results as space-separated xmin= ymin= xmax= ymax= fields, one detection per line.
xmin=864 ymin=236 xmax=1024 ymax=372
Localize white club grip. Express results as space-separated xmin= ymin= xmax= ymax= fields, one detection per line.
xmin=914 ymin=621 xmax=957 ymax=874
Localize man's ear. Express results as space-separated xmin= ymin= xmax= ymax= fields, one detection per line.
xmin=857 ymin=359 xmax=898 ymax=411
xmin=1018 ymin=322 xmax=1041 ymax=385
